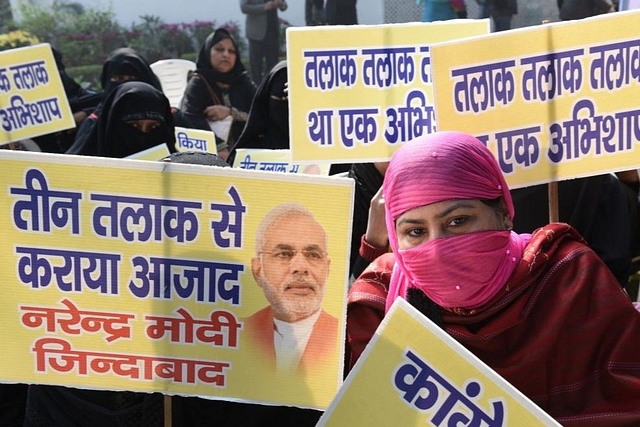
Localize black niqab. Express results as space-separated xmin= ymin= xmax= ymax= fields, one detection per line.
xmin=100 ymin=47 xmax=163 ymax=96
xmin=231 ymin=60 xmax=289 ymax=153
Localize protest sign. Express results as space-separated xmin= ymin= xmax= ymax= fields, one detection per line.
xmin=233 ymin=148 xmax=331 ymax=175
xmin=431 ymin=10 xmax=640 ymax=188
xmin=317 ymin=298 xmax=561 ymax=426
xmin=0 ymin=150 xmax=353 ymax=410
xmin=0 ymin=44 xmax=75 ymax=145
xmin=125 ymin=143 xmax=171 ymax=161
xmin=287 ymin=20 xmax=489 ymax=164
xmin=174 ymin=127 xmax=217 ymax=154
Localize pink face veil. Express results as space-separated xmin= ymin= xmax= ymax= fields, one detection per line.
xmin=383 ymin=131 xmax=530 ymax=312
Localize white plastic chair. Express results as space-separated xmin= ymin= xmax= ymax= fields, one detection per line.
xmin=150 ymin=59 xmax=196 ymax=108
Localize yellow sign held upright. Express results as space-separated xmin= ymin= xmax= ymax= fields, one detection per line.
xmin=287 ymin=20 xmax=490 ymax=164
xmin=0 ymin=44 xmax=75 ymax=144
xmin=0 ymin=150 xmax=354 ymax=410
xmin=431 ymin=10 xmax=640 ymax=189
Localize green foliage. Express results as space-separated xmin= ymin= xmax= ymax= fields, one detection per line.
xmin=65 ymin=64 xmax=102 ymax=90
xmin=180 ymin=52 xmax=197 ymax=62
xmin=125 ymin=18 xmax=246 ymax=62
xmin=127 ymin=15 xmax=200 ymax=61
xmin=6 ymin=0 xmax=252 ymax=90
xmin=18 ymin=0 xmax=126 ymax=66
xmin=15 ymin=1 xmax=245 ymax=63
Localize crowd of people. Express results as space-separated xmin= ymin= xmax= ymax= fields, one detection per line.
xmin=418 ymin=0 xmax=619 ymax=31
xmin=3 ymin=1 xmax=640 ymax=425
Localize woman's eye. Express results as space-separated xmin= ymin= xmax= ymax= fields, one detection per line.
xmin=407 ymin=228 xmax=425 ymax=238
xmin=448 ymin=217 xmax=467 ymax=227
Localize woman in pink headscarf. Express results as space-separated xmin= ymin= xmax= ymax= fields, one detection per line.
xmin=345 ymin=131 xmax=640 ymax=426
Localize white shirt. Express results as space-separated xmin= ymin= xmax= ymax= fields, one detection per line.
xmin=272 ymin=310 xmax=321 ymax=374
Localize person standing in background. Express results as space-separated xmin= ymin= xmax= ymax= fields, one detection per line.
xmin=417 ymin=0 xmax=458 ymax=22
xmin=477 ymin=0 xmax=518 ymax=31
xmin=240 ymin=0 xmax=288 ymax=85
xmin=180 ymin=28 xmax=256 ymax=159
xmin=325 ymin=0 xmax=358 ymax=25
xmin=322 ymin=0 xmax=358 ymax=175
xmin=230 ymin=60 xmax=289 ymax=156
xmin=557 ymin=0 xmax=615 ymax=20
xmin=306 ymin=0 xmax=326 ymax=25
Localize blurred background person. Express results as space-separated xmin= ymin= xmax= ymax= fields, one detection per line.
xmin=30 ymin=47 xmax=100 ymax=153
xmin=87 ymin=47 xmax=163 ymax=118
xmin=347 ymin=162 xmax=387 ymax=278
xmin=325 ymin=0 xmax=358 ymax=24
xmin=511 ymin=175 xmax=634 ymax=287
xmin=240 ymin=0 xmax=288 ymax=85
xmin=65 ymin=47 xmax=167 ymax=154
xmin=181 ymin=28 xmax=256 ymax=160
xmin=557 ymin=0 xmax=615 ymax=20
xmin=417 ymin=0 xmax=459 ymax=21
xmin=230 ymin=60 xmax=288 ymax=161
xmin=305 ymin=0 xmax=326 ymax=25
xmin=477 ymin=0 xmax=518 ymax=31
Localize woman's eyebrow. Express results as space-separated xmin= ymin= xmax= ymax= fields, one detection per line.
xmin=397 ymin=201 xmax=479 ymax=226
xmin=396 ymin=217 xmax=427 ymax=230
xmin=435 ymin=201 xmax=477 ymax=219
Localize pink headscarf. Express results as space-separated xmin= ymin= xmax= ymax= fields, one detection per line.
xmin=383 ymin=131 xmax=529 ymax=312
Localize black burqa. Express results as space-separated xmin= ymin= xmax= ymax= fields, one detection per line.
xmin=65 ymin=81 xmax=175 ymax=158
xmin=348 ymin=162 xmax=384 ymax=277
xmin=511 ymin=174 xmax=633 ymax=286
xmin=99 ymin=47 xmax=163 ymax=98
xmin=228 ymin=60 xmax=288 ymax=162
xmin=67 ymin=48 xmax=166 ymax=154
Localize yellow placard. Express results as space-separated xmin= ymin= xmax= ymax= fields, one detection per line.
xmin=431 ymin=10 xmax=640 ymax=189
xmin=0 ymin=44 xmax=75 ymax=144
xmin=125 ymin=143 xmax=171 ymax=161
xmin=0 ymin=150 xmax=354 ymax=410
xmin=287 ymin=20 xmax=490 ymax=164
xmin=175 ymin=126 xmax=217 ymax=154
xmin=233 ymin=148 xmax=331 ymax=175
xmin=318 ymin=298 xmax=561 ymax=426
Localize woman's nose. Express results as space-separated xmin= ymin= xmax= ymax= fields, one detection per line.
xmin=424 ymin=227 xmax=446 ymax=244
